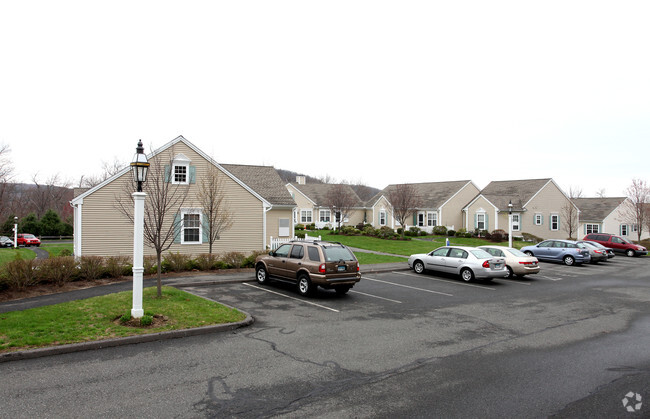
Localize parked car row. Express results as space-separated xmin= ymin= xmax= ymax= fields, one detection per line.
xmin=408 ymin=245 xmax=540 ymax=282
xmin=0 ymin=234 xmax=42 ymax=248
xmin=583 ymin=233 xmax=647 ymax=257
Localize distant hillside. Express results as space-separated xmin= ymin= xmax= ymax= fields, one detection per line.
xmin=276 ymin=168 xmax=381 ymax=202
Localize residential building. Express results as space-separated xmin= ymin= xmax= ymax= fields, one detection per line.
xmin=464 ymin=178 xmax=578 ymax=239
xmin=573 ymin=197 xmax=650 ymax=241
xmin=71 ymin=136 xmax=295 ymax=257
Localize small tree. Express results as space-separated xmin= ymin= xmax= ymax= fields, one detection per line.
xmin=621 ymin=178 xmax=650 ymax=242
xmin=40 ymin=209 xmax=64 ymax=236
xmin=116 ymin=147 xmax=190 ymax=297
xmin=387 ymin=184 xmax=422 ymax=238
xmin=324 ymin=184 xmax=358 ymax=231
xmin=561 ymin=186 xmax=582 ymax=240
xmin=197 ymin=162 xmax=234 ymax=254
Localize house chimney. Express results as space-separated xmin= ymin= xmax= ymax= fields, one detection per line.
xmin=296 ymin=175 xmax=306 ymax=185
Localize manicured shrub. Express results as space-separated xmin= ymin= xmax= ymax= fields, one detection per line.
xmin=455 ymin=228 xmax=467 ymax=237
xmin=489 ymin=229 xmax=508 ymax=242
xmin=296 ymin=231 xmax=306 ymax=239
xmin=140 ymin=315 xmax=153 ymax=326
xmin=195 ymin=253 xmax=219 ymax=271
xmin=242 ymin=250 xmax=266 ymax=269
xmin=164 ymin=252 xmax=192 ymax=272
xmin=144 ymin=255 xmax=159 ymax=275
xmin=38 ymin=256 xmax=78 ymax=286
xmin=405 ymin=226 xmax=420 ymax=237
xmin=447 ymin=230 xmax=456 ymax=237
xmin=295 ymin=224 xmax=305 ymax=231
xmin=78 ymin=256 xmax=105 ymax=280
xmin=521 ymin=232 xmax=544 ymax=243
xmin=2 ymin=257 xmax=38 ymax=290
xmin=104 ymin=256 xmax=132 ymax=278
xmin=432 ymin=226 xmax=447 ymax=236
xmin=222 ymin=251 xmax=245 ymax=268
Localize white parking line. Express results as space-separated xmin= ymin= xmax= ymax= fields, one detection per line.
xmin=498 ymin=278 xmax=532 ymax=285
xmin=364 ymin=276 xmax=454 ymax=296
xmin=350 ymin=290 xmax=402 ymax=303
xmin=243 ymin=283 xmax=340 ymax=313
xmin=394 ymin=271 xmax=496 ymax=291
xmin=535 ymin=276 xmax=563 ymax=281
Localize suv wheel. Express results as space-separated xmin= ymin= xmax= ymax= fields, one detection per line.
xmin=626 ymin=249 xmax=635 ymax=257
xmin=297 ymin=274 xmax=315 ymax=296
xmin=256 ymin=265 xmax=269 ymax=284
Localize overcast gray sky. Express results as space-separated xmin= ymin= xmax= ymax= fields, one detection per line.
xmin=1 ymin=1 xmax=648 ymax=196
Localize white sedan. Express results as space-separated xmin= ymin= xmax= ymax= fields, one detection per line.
xmin=408 ymin=246 xmax=508 ymax=282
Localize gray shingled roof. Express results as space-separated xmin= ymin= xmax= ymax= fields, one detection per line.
xmin=381 ymin=180 xmax=472 ymax=209
xmin=221 ymin=164 xmax=296 ymax=206
xmin=479 ymin=178 xmax=553 ymax=211
xmin=289 ymin=183 xmax=365 ymax=207
xmin=572 ymin=197 xmax=626 ymax=222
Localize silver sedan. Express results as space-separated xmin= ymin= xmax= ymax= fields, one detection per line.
xmin=408 ymin=246 xmax=508 ymax=282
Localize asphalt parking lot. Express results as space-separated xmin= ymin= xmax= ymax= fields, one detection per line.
xmin=2 ymin=256 xmax=649 ymax=418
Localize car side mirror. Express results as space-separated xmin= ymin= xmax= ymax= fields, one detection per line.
xmin=269 ymin=251 xmax=276 ymax=257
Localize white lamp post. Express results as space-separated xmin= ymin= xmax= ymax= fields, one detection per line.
xmin=508 ymin=200 xmax=513 ymax=248
xmin=130 ymin=140 xmax=149 ymax=318
xmin=13 ymin=216 xmax=18 ymax=249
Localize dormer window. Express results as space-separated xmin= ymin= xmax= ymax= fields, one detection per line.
xmin=166 ymin=153 xmax=195 ymax=185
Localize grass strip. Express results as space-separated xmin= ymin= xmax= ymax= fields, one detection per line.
xmin=0 ymin=286 xmax=245 ymax=353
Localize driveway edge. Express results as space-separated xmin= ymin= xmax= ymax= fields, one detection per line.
xmin=0 ymin=313 xmax=254 ymax=363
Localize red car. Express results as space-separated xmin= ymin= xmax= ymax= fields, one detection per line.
xmin=17 ymin=233 xmax=41 ymax=247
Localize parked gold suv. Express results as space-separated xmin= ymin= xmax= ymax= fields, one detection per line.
xmin=255 ymin=241 xmax=361 ymax=296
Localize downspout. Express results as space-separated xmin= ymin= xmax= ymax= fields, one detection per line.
xmin=263 ymin=204 xmax=272 ymax=250
xmin=70 ymin=200 xmax=82 ymax=259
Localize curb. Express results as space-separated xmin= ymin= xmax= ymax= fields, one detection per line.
xmin=0 ymin=312 xmax=254 ymax=364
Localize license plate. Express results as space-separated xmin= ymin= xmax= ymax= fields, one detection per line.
xmin=494 ymin=263 xmax=503 ymax=269
xmin=337 ymin=265 xmax=346 ymax=272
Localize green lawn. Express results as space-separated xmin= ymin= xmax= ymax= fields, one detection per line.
xmin=41 ymin=242 xmax=73 ymax=257
xmin=313 ymin=231 xmax=515 ymax=256
xmin=0 ymin=248 xmax=36 ymax=265
xmin=0 ymin=286 xmax=246 ymax=353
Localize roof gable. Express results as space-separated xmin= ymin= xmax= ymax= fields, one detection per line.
xmin=572 ymin=197 xmax=627 ymax=221
xmin=479 ymin=178 xmax=554 ymax=211
xmin=288 ymin=183 xmax=365 ymax=207
xmin=383 ymin=180 xmax=474 ymax=209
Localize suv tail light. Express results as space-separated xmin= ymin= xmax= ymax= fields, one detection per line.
xmin=356 ymin=262 xmax=360 ymax=272
xmin=319 ymin=263 xmax=326 ymax=274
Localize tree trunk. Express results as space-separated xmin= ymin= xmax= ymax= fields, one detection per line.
xmin=156 ymin=252 xmax=162 ymax=298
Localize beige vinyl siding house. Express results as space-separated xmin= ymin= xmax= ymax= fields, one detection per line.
xmin=365 ymin=195 xmax=393 ymax=229
xmin=464 ymin=178 xmax=577 ymax=240
xmin=380 ymin=180 xmax=480 ymax=233
xmin=71 ymin=136 xmax=295 ymax=258
xmin=573 ymin=197 xmax=650 ymax=240
xmin=286 ymin=178 xmax=366 ymax=229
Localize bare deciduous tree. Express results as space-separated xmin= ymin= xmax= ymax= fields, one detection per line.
xmin=197 ymin=162 xmax=233 ymax=254
xmin=78 ymin=158 xmax=124 ymax=188
xmin=0 ymin=144 xmax=17 ymax=221
xmin=621 ymin=178 xmax=650 ymax=242
xmin=387 ymin=184 xmax=422 ymax=238
xmin=116 ymin=148 xmax=190 ymax=297
xmin=29 ymin=173 xmax=72 ymax=218
xmin=325 ymin=184 xmax=358 ymax=230
xmin=562 ymin=186 xmax=582 ymax=240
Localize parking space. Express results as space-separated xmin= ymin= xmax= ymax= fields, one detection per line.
xmin=190 ymin=256 xmax=649 ymax=317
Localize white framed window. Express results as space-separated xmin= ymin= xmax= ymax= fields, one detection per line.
xmin=379 ymin=210 xmax=387 ymax=226
xmin=586 ymin=224 xmax=599 ymax=234
xmin=427 ymin=212 xmax=437 ymax=227
xmin=511 ymin=214 xmax=520 ymax=231
xmin=300 ymin=210 xmax=312 ymax=223
xmin=171 ymin=154 xmax=191 ymax=185
xmin=534 ymin=214 xmax=543 ymax=225
xmin=181 ymin=209 xmax=202 ymax=244
xmin=417 ymin=213 xmax=425 ymax=227
xmin=550 ymin=214 xmax=559 ymax=231
xmin=621 ymin=224 xmax=629 ymax=236
xmin=319 ymin=209 xmax=331 ymax=223
xmin=476 ymin=213 xmax=486 ymax=230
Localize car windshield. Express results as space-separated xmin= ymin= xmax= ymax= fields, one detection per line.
xmin=506 ymin=248 xmax=527 ymax=257
xmin=470 ymin=249 xmax=492 ymax=259
xmin=323 ymin=246 xmax=355 ymax=262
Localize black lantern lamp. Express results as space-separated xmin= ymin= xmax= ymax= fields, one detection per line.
xmin=130 ymin=140 xmax=150 ymax=192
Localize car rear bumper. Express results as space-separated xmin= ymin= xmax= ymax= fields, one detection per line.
xmin=512 ymin=265 xmax=540 ymax=275
xmin=474 ymin=269 xmax=508 ymax=279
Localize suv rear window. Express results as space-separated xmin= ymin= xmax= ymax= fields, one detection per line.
xmin=322 ymin=246 xmax=355 ymax=262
